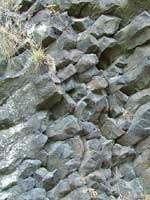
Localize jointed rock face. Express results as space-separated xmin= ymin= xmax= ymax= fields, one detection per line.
xmin=0 ymin=0 xmax=150 ymax=199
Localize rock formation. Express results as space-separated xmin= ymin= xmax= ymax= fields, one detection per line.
xmin=0 ymin=0 xmax=150 ymax=199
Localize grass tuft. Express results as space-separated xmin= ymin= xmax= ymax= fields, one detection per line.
xmin=0 ymin=26 xmax=20 ymax=61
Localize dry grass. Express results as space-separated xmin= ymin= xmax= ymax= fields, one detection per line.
xmin=0 ymin=26 xmax=20 ymax=60
xmin=88 ymin=188 xmax=98 ymax=198
xmin=144 ymin=195 xmax=150 ymax=200
xmin=0 ymin=0 xmax=14 ymax=10
xmin=30 ymin=46 xmax=45 ymax=64
xmin=0 ymin=0 xmax=56 ymax=73
xmin=30 ymin=46 xmax=56 ymax=72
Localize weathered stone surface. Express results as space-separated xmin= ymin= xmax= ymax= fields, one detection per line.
xmin=17 ymin=188 xmax=46 ymax=200
xmin=35 ymin=167 xmax=59 ymax=190
xmin=0 ymin=0 xmax=150 ymax=198
xmin=76 ymin=54 xmax=99 ymax=73
xmin=118 ymin=103 xmax=150 ymax=146
xmin=80 ymin=121 xmax=101 ymax=139
xmin=108 ymin=90 xmax=128 ymax=118
xmin=77 ymin=66 xmax=99 ymax=83
xmin=0 ymin=115 xmax=47 ymax=174
xmin=115 ymin=11 xmax=150 ymax=50
xmin=72 ymin=17 xmax=93 ymax=32
xmin=46 ymin=115 xmax=82 ymax=140
xmin=0 ymin=74 xmax=62 ymax=127
xmin=77 ymin=32 xmax=99 ymax=53
xmin=46 ymin=136 xmax=84 ymax=179
xmin=76 ymin=92 xmax=109 ymax=122
xmin=112 ymin=144 xmax=136 ymax=165
xmin=79 ymin=138 xmax=113 ymax=175
xmin=63 ymin=49 xmax=84 ymax=64
xmin=111 ymin=178 xmax=144 ymax=200
xmin=18 ymin=177 xmax=36 ymax=192
xmin=89 ymin=15 xmax=121 ymax=38
xmin=98 ymin=36 xmax=116 ymax=53
xmin=121 ymin=45 xmax=150 ymax=95
xmin=101 ymin=116 xmax=125 ymax=140
xmin=125 ymin=88 xmax=150 ymax=113
xmin=87 ymin=75 xmax=108 ymax=92
xmin=19 ymin=159 xmax=42 ymax=178
xmin=57 ymin=29 xmax=77 ymax=50
xmin=133 ymin=136 xmax=150 ymax=194
xmin=58 ymin=64 xmax=77 ymax=82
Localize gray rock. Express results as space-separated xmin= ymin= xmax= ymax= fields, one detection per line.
xmin=48 ymin=179 xmax=71 ymax=199
xmin=17 ymin=188 xmax=46 ymax=200
xmin=68 ymin=172 xmax=84 ymax=189
xmin=108 ymin=92 xmax=126 ymax=117
xmin=61 ymin=186 xmax=91 ymax=200
xmin=134 ymin=148 xmax=150 ymax=194
xmin=125 ymin=88 xmax=150 ymax=113
xmin=111 ymin=178 xmax=144 ymax=200
xmin=89 ymin=15 xmax=121 ymax=38
xmin=77 ymin=32 xmax=99 ymax=53
xmin=100 ymin=136 xmax=114 ymax=168
xmin=27 ymin=23 xmax=60 ymax=47
xmin=46 ymin=136 xmax=84 ymax=179
xmin=79 ymin=139 xmax=104 ymax=176
xmin=0 ymin=115 xmax=47 ymax=174
xmin=115 ymin=11 xmax=150 ymax=50
xmin=108 ymin=75 xmax=127 ymax=94
xmin=112 ymin=144 xmax=136 ymax=165
xmin=46 ymin=115 xmax=82 ymax=140
xmin=121 ymin=45 xmax=150 ymax=95
xmin=0 ymin=74 xmax=62 ymax=127
xmin=79 ymin=92 xmax=109 ymax=122
xmin=57 ymin=29 xmax=77 ymax=50
xmin=118 ymin=163 xmax=136 ymax=181
xmin=63 ymin=49 xmax=84 ymax=64
xmin=101 ymin=116 xmax=125 ymax=140
xmin=87 ymin=75 xmax=108 ymax=92
xmin=65 ymin=0 xmax=127 ymax=19
xmin=0 ymin=171 xmax=19 ymax=191
xmin=72 ymin=17 xmax=94 ymax=32
xmin=80 ymin=121 xmax=101 ymax=139
xmin=76 ymin=54 xmax=99 ymax=73
xmin=98 ymin=36 xmax=117 ymax=53
xmin=35 ymin=168 xmax=59 ymax=190
xmin=19 ymin=160 xmax=41 ymax=178
xmin=71 ymin=83 xmax=87 ymax=102
xmin=77 ymin=66 xmax=99 ymax=83
xmin=57 ymin=64 xmax=77 ymax=82
xmin=86 ymin=170 xmax=112 ymax=195
xmin=62 ymin=78 xmax=76 ymax=92
xmin=51 ymin=94 xmax=76 ymax=118
xmin=18 ymin=177 xmax=35 ymax=192
xmin=117 ymin=103 xmax=150 ymax=146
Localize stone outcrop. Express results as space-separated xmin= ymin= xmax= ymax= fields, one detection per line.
xmin=0 ymin=0 xmax=150 ymax=199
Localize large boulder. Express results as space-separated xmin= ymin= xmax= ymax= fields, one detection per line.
xmin=0 ymin=113 xmax=47 ymax=174
xmin=115 ymin=11 xmax=150 ymax=50
xmin=0 ymin=74 xmax=62 ymax=127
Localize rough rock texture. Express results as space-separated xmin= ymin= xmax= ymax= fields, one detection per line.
xmin=0 ymin=0 xmax=150 ymax=200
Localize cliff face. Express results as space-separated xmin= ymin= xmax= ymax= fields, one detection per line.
xmin=0 ymin=0 xmax=150 ymax=199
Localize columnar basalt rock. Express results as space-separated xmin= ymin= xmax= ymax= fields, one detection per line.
xmin=0 ymin=0 xmax=150 ymax=199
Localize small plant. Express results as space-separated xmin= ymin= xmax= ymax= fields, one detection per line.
xmin=88 ymin=188 xmax=98 ymax=199
xmin=123 ymin=110 xmax=133 ymax=121
xmin=47 ymin=3 xmax=59 ymax=10
xmin=29 ymin=42 xmax=56 ymax=73
xmin=30 ymin=46 xmax=45 ymax=64
xmin=0 ymin=26 xmax=20 ymax=61
xmin=144 ymin=194 xmax=150 ymax=200
xmin=0 ymin=0 xmax=14 ymax=10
